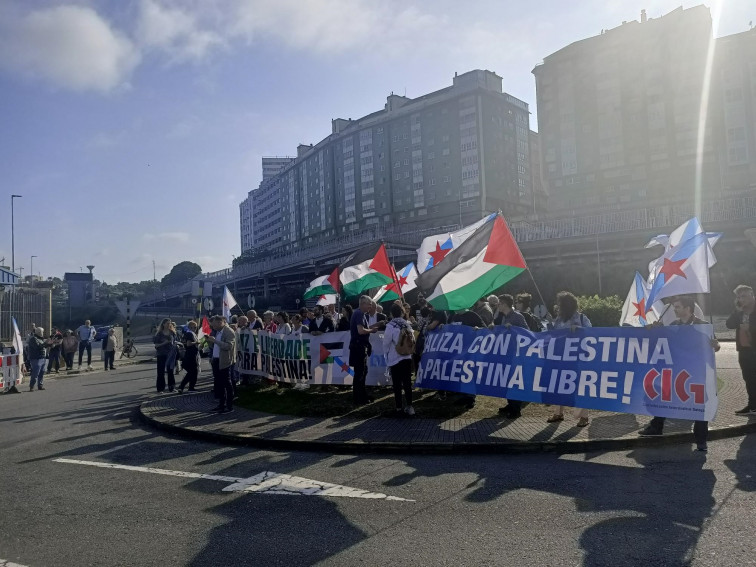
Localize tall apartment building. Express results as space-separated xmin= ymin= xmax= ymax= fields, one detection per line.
xmin=239 ymin=70 xmax=534 ymax=254
xmin=714 ymin=27 xmax=756 ymax=194
xmin=240 ymin=156 xmax=294 ymax=252
xmin=533 ymin=6 xmax=724 ymax=211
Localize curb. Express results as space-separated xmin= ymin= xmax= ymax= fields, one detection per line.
xmin=137 ymin=402 xmax=756 ymax=455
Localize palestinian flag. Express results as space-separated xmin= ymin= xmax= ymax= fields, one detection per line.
xmin=416 ymin=214 xmax=526 ymax=311
xmin=339 ymin=242 xmax=395 ymax=299
xmin=303 ymin=267 xmax=340 ymax=300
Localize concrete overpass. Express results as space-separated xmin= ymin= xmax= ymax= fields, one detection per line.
xmin=140 ymin=194 xmax=756 ymax=309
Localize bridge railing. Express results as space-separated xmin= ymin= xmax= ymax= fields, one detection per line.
xmin=145 ymin=195 xmax=755 ymax=303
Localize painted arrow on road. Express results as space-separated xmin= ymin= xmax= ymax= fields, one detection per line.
xmin=54 ymin=458 xmax=413 ymax=501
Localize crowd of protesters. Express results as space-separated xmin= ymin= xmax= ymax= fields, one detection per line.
xmin=145 ymin=283 xmax=750 ymax=453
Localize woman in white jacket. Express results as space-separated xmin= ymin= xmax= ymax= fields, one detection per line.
xmin=383 ymin=303 xmax=415 ymax=416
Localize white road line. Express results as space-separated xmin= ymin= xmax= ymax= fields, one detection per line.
xmin=53 ymin=458 xmax=413 ymax=501
xmin=0 ymin=560 xmax=31 ymax=567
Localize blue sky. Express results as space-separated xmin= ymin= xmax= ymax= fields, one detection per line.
xmin=0 ymin=0 xmax=751 ymax=283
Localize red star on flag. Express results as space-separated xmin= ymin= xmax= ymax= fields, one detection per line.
xmin=340 ymin=362 xmax=350 ymax=372
xmin=632 ymin=298 xmax=646 ymax=317
xmin=386 ymin=273 xmax=408 ymax=294
xmin=428 ymin=241 xmax=451 ymax=266
xmin=659 ymin=257 xmax=687 ymax=280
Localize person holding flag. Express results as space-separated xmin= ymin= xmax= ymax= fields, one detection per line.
xmin=639 ymin=296 xmax=720 ymax=451
xmin=727 ymin=285 xmax=756 ymax=415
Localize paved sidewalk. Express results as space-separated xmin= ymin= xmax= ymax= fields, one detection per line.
xmin=139 ymin=365 xmax=756 ymax=454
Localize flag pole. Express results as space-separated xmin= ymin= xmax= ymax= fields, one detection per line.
xmin=526 ymin=268 xmax=549 ymax=314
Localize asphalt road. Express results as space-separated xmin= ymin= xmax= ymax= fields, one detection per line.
xmin=1 ymin=359 xmax=755 ymax=567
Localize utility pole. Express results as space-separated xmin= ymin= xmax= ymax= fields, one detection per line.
xmin=153 ymin=260 xmax=156 ymax=282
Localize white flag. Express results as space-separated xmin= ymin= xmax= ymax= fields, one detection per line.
xmin=646 ymin=217 xmax=721 ymax=280
xmin=316 ymin=294 xmax=337 ymax=306
xmin=11 ymin=317 xmax=23 ymax=359
xmin=416 ymin=213 xmax=496 ymax=273
xmin=222 ymin=286 xmax=238 ymax=322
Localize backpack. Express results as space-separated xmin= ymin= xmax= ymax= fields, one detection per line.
xmin=395 ymin=322 xmax=416 ymax=356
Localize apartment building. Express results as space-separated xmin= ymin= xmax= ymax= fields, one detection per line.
xmin=240 ymin=70 xmax=534 ymax=254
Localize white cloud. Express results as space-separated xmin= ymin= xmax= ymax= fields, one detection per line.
xmin=136 ymin=0 xmax=225 ymax=63
xmin=0 ymin=4 xmax=140 ymax=92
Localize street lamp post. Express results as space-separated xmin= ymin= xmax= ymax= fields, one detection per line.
xmin=11 ymin=195 xmax=22 ymax=273
xmin=30 ymin=255 xmax=37 ymax=287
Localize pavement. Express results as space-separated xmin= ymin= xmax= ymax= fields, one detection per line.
xmin=139 ymin=342 xmax=756 ymax=454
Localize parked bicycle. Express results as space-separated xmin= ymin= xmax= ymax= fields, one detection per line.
xmin=120 ymin=338 xmax=138 ymax=359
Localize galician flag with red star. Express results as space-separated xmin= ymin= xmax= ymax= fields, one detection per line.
xmin=645 ymin=231 xmax=715 ymax=310
xmin=416 ymin=213 xmax=496 ymax=273
xmin=620 ymin=272 xmax=659 ymax=327
xmin=373 ymin=263 xmax=418 ymax=303
xmin=416 ymin=214 xmax=526 ymax=311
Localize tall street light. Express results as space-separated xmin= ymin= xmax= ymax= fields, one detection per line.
xmin=11 ymin=194 xmax=22 ymax=273
xmin=30 ymin=255 xmax=37 ymax=287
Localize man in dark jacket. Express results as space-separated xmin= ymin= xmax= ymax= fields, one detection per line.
xmin=727 ymin=285 xmax=756 ymax=415
xmin=27 ymin=327 xmax=49 ymax=391
xmin=308 ymin=305 xmax=335 ymax=335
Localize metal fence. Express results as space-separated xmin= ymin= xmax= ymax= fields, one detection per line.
xmin=0 ymin=288 xmax=51 ymax=343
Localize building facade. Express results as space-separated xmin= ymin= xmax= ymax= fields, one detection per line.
xmin=533 ymin=6 xmax=719 ymax=211
xmin=240 ymin=157 xmax=294 ymax=252
xmin=240 ymin=70 xmax=534 ymax=254
xmin=714 ymin=27 xmax=756 ymax=195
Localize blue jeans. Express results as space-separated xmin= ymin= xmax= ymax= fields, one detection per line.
xmin=29 ymin=358 xmax=46 ymax=389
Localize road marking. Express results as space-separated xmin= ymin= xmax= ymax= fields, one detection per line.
xmin=0 ymin=560 xmax=31 ymax=567
xmin=53 ymin=458 xmax=412 ymax=501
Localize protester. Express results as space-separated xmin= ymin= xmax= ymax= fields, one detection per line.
xmin=450 ymin=307 xmax=485 ymax=408
xmin=177 ymin=321 xmax=200 ymax=394
xmin=473 ymin=297 xmax=494 ymax=326
xmin=424 ymin=310 xmax=449 ymax=400
xmin=495 ymin=294 xmax=530 ymax=419
xmin=247 ymin=310 xmax=263 ymax=330
xmin=337 ymin=305 xmax=352 ymax=332
xmin=515 ymin=292 xmax=543 ymax=332
xmin=236 ymin=315 xmax=249 ymax=330
xmin=204 ymin=315 xmax=237 ymax=413
xmin=638 ymin=296 xmax=720 ymax=451
xmin=153 ymin=318 xmax=177 ymax=393
xmin=383 ymin=303 xmax=415 ymax=416
xmin=275 ymin=311 xmax=292 ymax=335
xmin=366 ymin=299 xmax=387 ymax=331
xmin=61 ymin=330 xmax=78 ymax=371
xmin=263 ymin=311 xmax=277 ymax=333
xmin=299 ymin=307 xmax=312 ymax=327
xmin=291 ymin=314 xmax=308 ymax=337
xmin=413 ymin=305 xmax=433 ymax=369
xmin=487 ymin=295 xmax=501 ymax=323
xmin=726 ymin=284 xmax=756 ymax=415
xmin=47 ymin=330 xmax=63 ymax=374
xmin=327 ymin=303 xmax=340 ymax=325
xmin=547 ymin=291 xmax=591 ymax=427
xmin=75 ymin=319 xmax=96 ymax=371
xmin=27 ymin=327 xmax=49 ymax=391
xmin=350 ymin=296 xmax=376 ymax=405
xmin=308 ymin=305 xmax=335 ymax=335
xmin=103 ymin=329 xmax=117 ymax=371
xmin=493 ymin=294 xmax=528 ymax=328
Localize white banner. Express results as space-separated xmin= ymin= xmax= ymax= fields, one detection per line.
xmin=235 ymin=330 xmax=390 ymax=386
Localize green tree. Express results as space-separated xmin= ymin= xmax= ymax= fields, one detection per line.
xmin=161 ymin=261 xmax=202 ymax=288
